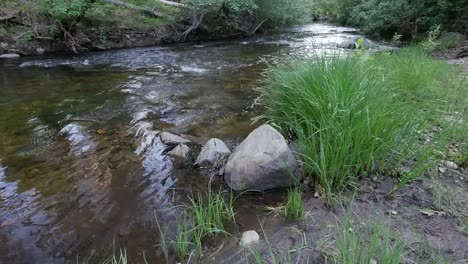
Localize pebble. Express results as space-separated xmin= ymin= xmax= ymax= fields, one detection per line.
xmin=240 ymin=230 xmax=260 ymax=246
xmin=443 ymin=160 xmax=458 ymax=170
xmin=391 ymin=210 xmax=398 ymax=215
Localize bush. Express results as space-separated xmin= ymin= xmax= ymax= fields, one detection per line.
xmin=259 ymin=47 xmax=462 ymax=195
xmin=312 ymin=0 xmax=468 ymax=38
xmin=40 ymin=0 xmax=94 ymax=24
xmin=183 ymin=0 xmax=312 ymax=28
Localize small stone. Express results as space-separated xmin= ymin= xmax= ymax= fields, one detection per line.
xmin=97 ymin=128 xmax=106 ymax=135
xmin=240 ymin=230 xmax=260 ymax=246
xmin=0 ymin=53 xmax=20 ymax=59
xmin=443 ymin=160 xmax=458 ymax=170
xmin=0 ymin=42 xmax=8 ymax=49
xmin=391 ymin=210 xmax=398 ymax=215
xmin=438 ymin=167 xmax=447 ymax=173
xmin=195 ymin=138 xmax=231 ymax=167
xmin=168 ymin=144 xmax=190 ymax=159
xmin=160 ymin=132 xmax=191 ymax=145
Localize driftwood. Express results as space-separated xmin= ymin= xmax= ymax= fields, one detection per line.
xmin=103 ymin=0 xmax=166 ymax=18
xmin=158 ymin=0 xmax=188 ymax=8
xmin=181 ymin=11 xmax=204 ymax=40
xmin=0 ymin=13 xmax=20 ymax=24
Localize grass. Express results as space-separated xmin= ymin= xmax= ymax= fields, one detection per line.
xmin=156 ymin=185 xmax=235 ymax=262
xmin=334 ymin=217 xmax=404 ymax=264
xmin=101 ymin=249 xmax=128 ymax=264
xmin=259 ymin=46 xmax=466 ymax=196
xmin=284 ymin=187 xmax=304 ymax=220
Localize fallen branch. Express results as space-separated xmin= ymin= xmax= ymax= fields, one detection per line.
xmin=249 ymin=19 xmax=267 ymax=35
xmin=158 ymin=0 xmax=188 ymax=8
xmin=103 ymin=0 xmax=166 ymax=18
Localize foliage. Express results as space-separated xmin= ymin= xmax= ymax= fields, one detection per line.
xmin=311 ymin=0 xmax=468 ymax=37
xmin=183 ymin=0 xmax=312 ymax=27
xmin=40 ymin=0 xmax=93 ymax=24
xmin=255 ymin=0 xmax=312 ymax=27
xmin=259 ymin=46 xmax=464 ymax=195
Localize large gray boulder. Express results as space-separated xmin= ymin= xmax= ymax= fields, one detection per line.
xmin=224 ymin=125 xmax=301 ymax=191
xmin=195 ymin=138 xmax=231 ymax=167
xmin=438 ymin=32 xmax=466 ymax=49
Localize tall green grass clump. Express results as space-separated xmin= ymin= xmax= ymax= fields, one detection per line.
xmin=259 ymin=53 xmax=425 ymax=195
xmin=284 ymin=187 xmax=304 ymax=220
xmin=157 ymin=186 xmax=235 ymax=261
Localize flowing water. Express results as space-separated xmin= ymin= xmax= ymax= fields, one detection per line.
xmin=0 ymin=24 xmax=389 ymax=263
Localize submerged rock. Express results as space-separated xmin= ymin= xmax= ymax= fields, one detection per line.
xmin=168 ymin=143 xmax=190 ymax=159
xmin=339 ymin=37 xmax=371 ymax=49
xmin=195 ymin=138 xmax=231 ymax=167
xmin=0 ymin=53 xmax=20 ymax=59
xmin=224 ymin=124 xmax=301 ymax=191
xmin=160 ymin=132 xmax=191 ymax=145
xmin=240 ymin=230 xmax=260 ymax=246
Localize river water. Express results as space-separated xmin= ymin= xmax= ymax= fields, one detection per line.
xmin=0 ymin=24 xmax=386 ymax=263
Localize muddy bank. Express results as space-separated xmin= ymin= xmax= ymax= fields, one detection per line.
xmin=0 ymin=22 xmax=253 ymax=57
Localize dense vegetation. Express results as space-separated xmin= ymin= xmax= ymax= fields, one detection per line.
xmin=0 ymin=0 xmax=313 ymax=53
xmin=311 ymin=0 xmax=468 ymax=38
xmin=259 ymin=46 xmax=467 ymax=195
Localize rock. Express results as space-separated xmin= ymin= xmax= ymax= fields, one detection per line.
xmin=168 ymin=144 xmax=190 ymax=159
xmin=0 ymin=53 xmax=20 ymax=59
xmin=0 ymin=43 xmax=8 ymax=49
xmin=195 ymin=138 xmax=231 ymax=167
xmin=36 ymin=48 xmax=45 ymax=55
xmin=443 ymin=160 xmax=458 ymax=170
xmin=339 ymin=37 xmax=371 ymax=49
xmin=160 ymin=132 xmax=191 ymax=145
xmin=438 ymin=32 xmax=465 ymax=49
xmin=240 ymin=230 xmax=260 ymax=246
xmin=224 ymin=124 xmax=301 ymax=191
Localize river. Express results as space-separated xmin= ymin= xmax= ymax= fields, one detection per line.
xmin=0 ymin=23 xmax=386 ymax=263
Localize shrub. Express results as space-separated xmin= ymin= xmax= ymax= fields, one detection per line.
xmin=40 ymin=0 xmax=94 ymax=25
xmin=183 ymin=0 xmax=312 ymax=28
xmin=311 ymin=0 xmax=468 ymax=38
